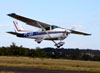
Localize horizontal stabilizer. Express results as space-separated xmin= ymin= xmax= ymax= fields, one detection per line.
xmin=7 ymin=32 xmax=20 ymax=35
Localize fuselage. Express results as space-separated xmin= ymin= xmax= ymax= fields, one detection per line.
xmin=17 ymin=28 xmax=69 ymax=40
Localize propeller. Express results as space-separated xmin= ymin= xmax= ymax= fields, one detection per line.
xmin=63 ymin=29 xmax=71 ymax=37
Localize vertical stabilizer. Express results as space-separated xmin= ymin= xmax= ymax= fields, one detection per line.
xmin=13 ymin=21 xmax=23 ymax=32
xmin=13 ymin=21 xmax=32 ymax=33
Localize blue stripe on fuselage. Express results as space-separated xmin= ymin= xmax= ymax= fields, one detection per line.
xmin=19 ymin=31 xmax=65 ymax=37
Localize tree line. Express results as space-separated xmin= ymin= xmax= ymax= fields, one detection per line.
xmin=0 ymin=43 xmax=100 ymax=61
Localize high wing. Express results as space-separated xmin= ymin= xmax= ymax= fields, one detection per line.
xmin=7 ymin=13 xmax=91 ymax=36
xmin=69 ymin=29 xmax=91 ymax=36
xmin=8 ymin=13 xmax=51 ymax=28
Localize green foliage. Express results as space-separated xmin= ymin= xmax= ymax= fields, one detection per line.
xmin=0 ymin=43 xmax=47 ymax=58
xmin=0 ymin=43 xmax=100 ymax=61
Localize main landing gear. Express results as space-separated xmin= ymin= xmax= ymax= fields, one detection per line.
xmin=55 ymin=42 xmax=65 ymax=48
xmin=35 ymin=39 xmax=43 ymax=44
xmin=35 ymin=38 xmax=65 ymax=48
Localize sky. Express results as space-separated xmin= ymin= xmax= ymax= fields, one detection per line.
xmin=0 ymin=0 xmax=100 ymax=49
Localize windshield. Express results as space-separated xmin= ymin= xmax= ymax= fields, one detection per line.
xmin=52 ymin=25 xmax=60 ymax=29
xmin=39 ymin=25 xmax=61 ymax=31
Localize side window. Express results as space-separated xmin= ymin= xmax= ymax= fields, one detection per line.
xmin=51 ymin=25 xmax=60 ymax=29
xmin=45 ymin=25 xmax=59 ymax=30
xmin=51 ymin=25 xmax=56 ymax=29
xmin=45 ymin=27 xmax=50 ymax=30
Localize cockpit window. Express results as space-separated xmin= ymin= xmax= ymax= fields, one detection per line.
xmin=45 ymin=27 xmax=50 ymax=30
xmin=52 ymin=25 xmax=60 ymax=29
xmin=44 ymin=25 xmax=60 ymax=31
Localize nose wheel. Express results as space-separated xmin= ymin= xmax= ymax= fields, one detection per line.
xmin=55 ymin=42 xmax=65 ymax=48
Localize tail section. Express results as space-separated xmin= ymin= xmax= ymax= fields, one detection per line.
xmin=13 ymin=21 xmax=23 ymax=32
xmin=7 ymin=21 xmax=32 ymax=37
xmin=13 ymin=21 xmax=32 ymax=33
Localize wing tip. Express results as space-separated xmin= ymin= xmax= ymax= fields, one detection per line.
xmin=84 ymin=33 xmax=92 ymax=36
xmin=7 ymin=13 xmax=16 ymax=16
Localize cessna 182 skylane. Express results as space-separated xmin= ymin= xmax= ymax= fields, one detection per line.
xmin=7 ymin=13 xmax=91 ymax=48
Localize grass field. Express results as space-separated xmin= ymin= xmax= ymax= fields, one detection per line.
xmin=0 ymin=71 xmax=14 ymax=73
xmin=0 ymin=56 xmax=100 ymax=73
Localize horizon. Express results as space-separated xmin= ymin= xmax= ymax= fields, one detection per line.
xmin=1 ymin=42 xmax=99 ymax=50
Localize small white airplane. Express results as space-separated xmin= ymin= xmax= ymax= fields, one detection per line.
xmin=7 ymin=13 xmax=91 ymax=48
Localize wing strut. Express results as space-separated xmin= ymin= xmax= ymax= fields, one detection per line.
xmin=37 ymin=22 xmax=65 ymax=48
xmin=36 ymin=22 xmax=57 ymax=44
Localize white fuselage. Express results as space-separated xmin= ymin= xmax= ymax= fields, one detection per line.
xmin=18 ymin=28 xmax=69 ymax=41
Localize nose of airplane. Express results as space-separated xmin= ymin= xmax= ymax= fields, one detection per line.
xmin=65 ymin=29 xmax=71 ymax=35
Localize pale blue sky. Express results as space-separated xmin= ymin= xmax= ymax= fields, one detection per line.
xmin=0 ymin=0 xmax=100 ymax=49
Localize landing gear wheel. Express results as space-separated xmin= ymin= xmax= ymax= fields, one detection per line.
xmin=37 ymin=41 xmax=41 ymax=44
xmin=35 ymin=39 xmax=43 ymax=44
xmin=55 ymin=44 xmax=61 ymax=48
xmin=55 ymin=42 xmax=65 ymax=48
